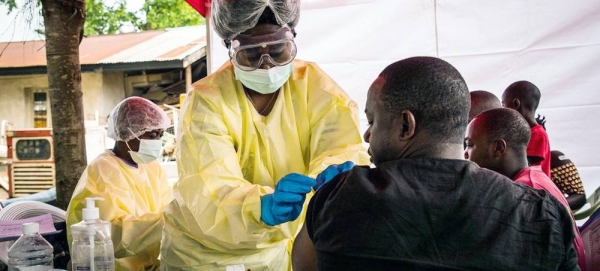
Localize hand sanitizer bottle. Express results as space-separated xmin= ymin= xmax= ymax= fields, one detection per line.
xmin=70 ymin=197 xmax=115 ymax=271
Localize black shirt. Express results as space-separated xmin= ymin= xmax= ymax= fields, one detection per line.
xmin=306 ymin=158 xmax=578 ymax=271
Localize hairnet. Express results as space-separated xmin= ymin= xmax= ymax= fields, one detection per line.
xmin=211 ymin=0 xmax=300 ymax=41
xmin=107 ymin=97 xmax=171 ymax=142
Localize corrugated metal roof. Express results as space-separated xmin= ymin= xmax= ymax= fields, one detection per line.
xmin=0 ymin=25 xmax=207 ymax=69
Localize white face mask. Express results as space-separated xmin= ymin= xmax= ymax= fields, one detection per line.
xmin=233 ymin=63 xmax=293 ymax=94
xmin=126 ymin=139 xmax=162 ymax=164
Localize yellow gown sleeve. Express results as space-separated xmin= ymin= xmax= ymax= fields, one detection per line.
xmin=67 ymin=155 xmax=170 ymax=270
xmin=174 ymin=89 xmax=281 ymax=251
xmin=305 ymin=65 xmax=371 ymax=177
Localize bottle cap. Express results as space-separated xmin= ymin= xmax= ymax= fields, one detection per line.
xmin=82 ymin=197 xmax=104 ymax=220
xmin=22 ymin=222 xmax=39 ymax=235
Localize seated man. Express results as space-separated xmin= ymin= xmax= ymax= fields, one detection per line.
xmin=66 ymin=97 xmax=173 ymax=270
xmin=551 ymin=150 xmax=587 ymax=210
xmin=502 ymin=81 xmax=551 ymax=176
xmin=468 ymin=90 xmax=501 ymax=123
xmin=292 ymin=57 xmax=579 ymax=270
xmin=465 ymin=108 xmax=585 ymax=270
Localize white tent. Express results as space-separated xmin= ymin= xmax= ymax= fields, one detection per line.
xmin=207 ymin=0 xmax=600 ymax=196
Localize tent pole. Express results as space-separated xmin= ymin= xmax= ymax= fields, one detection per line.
xmin=205 ymin=12 xmax=213 ymax=75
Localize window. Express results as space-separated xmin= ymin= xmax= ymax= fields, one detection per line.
xmin=24 ymin=88 xmax=51 ymax=128
xmin=33 ymin=92 xmax=48 ymax=128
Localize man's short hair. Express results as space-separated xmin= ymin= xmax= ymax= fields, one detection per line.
xmin=504 ymin=81 xmax=541 ymax=111
xmin=469 ymin=90 xmax=501 ymax=122
xmin=378 ymin=56 xmax=469 ymax=144
xmin=476 ymin=108 xmax=531 ymax=157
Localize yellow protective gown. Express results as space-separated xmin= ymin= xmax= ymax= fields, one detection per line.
xmin=66 ymin=151 xmax=173 ymax=271
xmin=160 ymin=60 xmax=370 ymax=270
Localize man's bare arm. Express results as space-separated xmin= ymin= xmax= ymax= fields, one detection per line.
xmin=292 ymin=223 xmax=317 ymax=271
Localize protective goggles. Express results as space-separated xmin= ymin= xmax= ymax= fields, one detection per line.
xmin=228 ymin=26 xmax=297 ymax=71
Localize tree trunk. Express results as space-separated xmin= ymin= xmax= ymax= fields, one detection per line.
xmin=41 ymin=0 xmax=86 ymax=210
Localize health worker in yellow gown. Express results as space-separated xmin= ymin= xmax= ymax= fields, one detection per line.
xmin=66 ymin=97 xmax=173 ymax=270
xmin=159 ymin=0 xmax=370 ymax=270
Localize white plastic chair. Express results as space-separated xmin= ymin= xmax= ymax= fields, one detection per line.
xmin=0 ymin=201 xmax=66 ymax=265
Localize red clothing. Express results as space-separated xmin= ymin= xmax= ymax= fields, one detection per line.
xmin=527 ymin=125 xmax=551 ymax=177
xmin=514 ymin=166 xmax=586 ymax=271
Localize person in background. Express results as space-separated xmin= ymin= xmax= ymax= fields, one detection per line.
xmin=551 ymin=150 xmax=587 ymax=210
xmin=533 ymin=114 xmax=587 ymax=210
xmin=468 ymin=90 xmax=501 ymax=123
xmin=502 ymin=81 xmax=551 ymax=177
xmin=465 ymin=107 xmax=586 ymax=270
xmin=66 ymin=97 xmax=172 ymax=270
xmin=160 ymin=0 xmax=369 ymax=269
xmin=292 ymin=57 xmax=578 ymax=270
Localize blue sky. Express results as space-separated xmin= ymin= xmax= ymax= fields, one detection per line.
xmin=0 ymin=0 xmax=144 ymax=42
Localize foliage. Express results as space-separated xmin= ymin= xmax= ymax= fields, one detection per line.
xmin=85 ymin=0 xmax=205 ymax=35
xmin=85 ymin=0 xmax=205 ymax=36
xmin=1 ymin=0 xmax=205 ymax=37
xmin=84 ymin=0 xmax=138 ymax=36
xmin=141 ymin=0 xmax=204 ymax=31
xmin=0 ymin=0 xmax=18 ymax=12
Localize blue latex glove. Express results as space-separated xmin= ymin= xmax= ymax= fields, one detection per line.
xmin=314 ymin=161 xmax=355 ymax=190
xmin=261 ymin=173 xmax=316 ymax=226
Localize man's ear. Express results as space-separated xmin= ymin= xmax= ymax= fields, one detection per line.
xmin=512 ymin=98 xmax=521 ymax=110
xmin=492 ymin=139 xmax=507 ymax=157
xmin=399 ymin=110 xmax=416 ymax=140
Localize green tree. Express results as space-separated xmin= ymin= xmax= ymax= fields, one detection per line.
xmin=84 ymin=0 xmax=205 ymax=36
xmin=141 ymin=0 xmax=204 ymax=30
xmin=84 ymin=0 xmax=137 ymax=36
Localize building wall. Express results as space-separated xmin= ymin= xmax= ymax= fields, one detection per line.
xmin=81 ymin=72 xmax=126 ymax=124
xmin=0 ymin=72 xmax=125 ymax=129
xmin=0 ymin=74 xmax=49 ymax=129
xmin=101 ymin=72 xmax=126 ymax=123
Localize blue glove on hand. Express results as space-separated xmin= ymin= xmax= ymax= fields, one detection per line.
xmin=261 ymin=173 xmax=316 ymax=226
xmin=314 ymin=161 xmax=355 ymax=190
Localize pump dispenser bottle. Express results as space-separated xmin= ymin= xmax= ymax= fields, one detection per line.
xmin=70 ymin=197 xmax=115 ymax=271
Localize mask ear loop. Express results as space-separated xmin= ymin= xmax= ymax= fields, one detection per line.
xmin=124 ymin=141 xmax=134 ymax=152
xmin=228 ymin=40 xmax=241 ymax=60
xmin=126 ymin=127 xmax=143 ymax=152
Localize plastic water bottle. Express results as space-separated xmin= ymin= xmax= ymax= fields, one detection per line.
xmin=7 ymin=222 xmax=54 ymax=271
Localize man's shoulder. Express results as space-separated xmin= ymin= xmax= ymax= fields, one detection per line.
xmin=314 ymin=161 xmax=516 ymax=200
xmin=530 ymin=125 xmax=549 ymax=138
xmin=508 ymin=169 xmax=568 ymax=218
xmin=524 ymin=166 xmax=550 ymax=179
xmin=314 ymin=165 xmax=369 ymax=198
